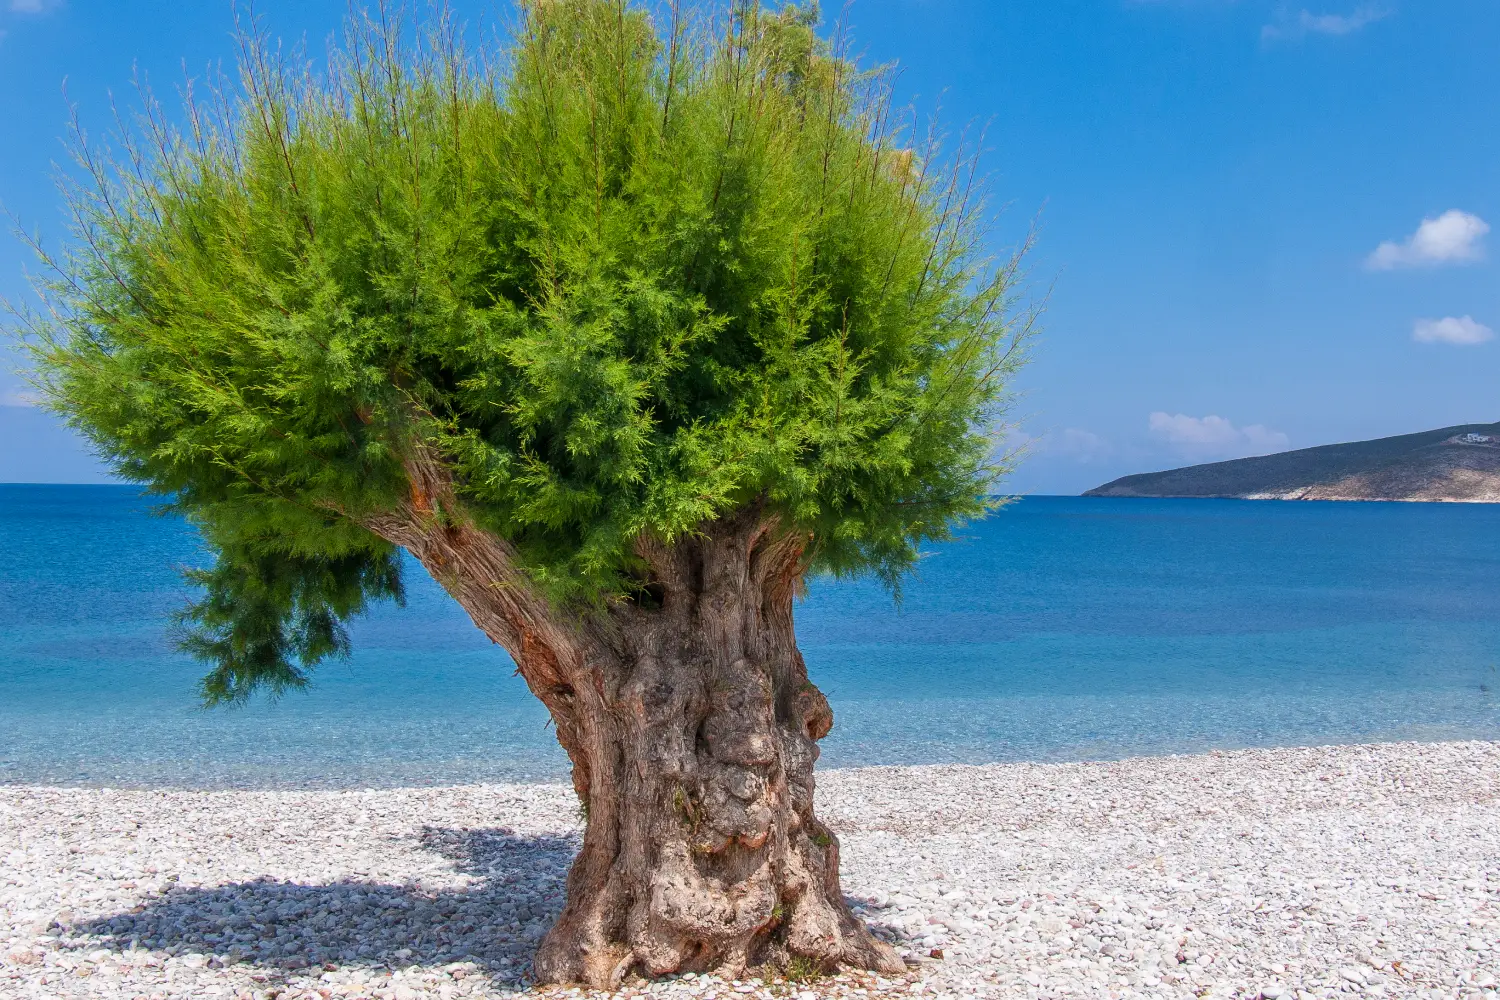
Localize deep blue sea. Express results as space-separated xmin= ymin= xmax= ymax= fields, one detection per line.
xmin=2 ymin=484 xmax=1498 ymax=788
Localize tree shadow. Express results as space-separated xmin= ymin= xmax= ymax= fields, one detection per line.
xmin=66 ymin=826 xmax=578 ymax=988
xmin=67 ymin=828 xmax=927 ymax=987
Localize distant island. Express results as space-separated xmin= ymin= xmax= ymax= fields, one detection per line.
xmin=1085 ymin=422 xmax=1500 ymax=502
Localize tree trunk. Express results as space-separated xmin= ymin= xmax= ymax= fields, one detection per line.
xmin=366 ymin=460 xmax=904 ymax=988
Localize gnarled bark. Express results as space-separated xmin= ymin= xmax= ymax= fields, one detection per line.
xmin=365 ymin=454 xmax=903 ymax=988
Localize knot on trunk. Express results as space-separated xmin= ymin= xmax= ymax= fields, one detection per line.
xmin=702 ymin=662 xmax=778 ymax=766
xmin=794 ymin=682 xmax=834 ymax=741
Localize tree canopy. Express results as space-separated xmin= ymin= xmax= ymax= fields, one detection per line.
xmin=13 ymin=0 xmax=1032 ymax=703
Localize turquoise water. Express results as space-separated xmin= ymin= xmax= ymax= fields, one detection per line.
xmin=2 ymin=485 xmax=1498 ymax=787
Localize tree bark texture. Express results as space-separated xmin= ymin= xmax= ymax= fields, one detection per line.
xmin=363 ymin=453 xmax=904 ymax=989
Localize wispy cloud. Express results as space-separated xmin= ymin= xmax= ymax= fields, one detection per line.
xmin=1368 ymin=210 xmax=1489 ymax=270
xmin=8 ymin=0 xmax=63 ymax=13
xmin=1262 ymin=6 xmax=1389 ymax=42
xmin=1004 ymin=426 xmax=1113 ymax=464
xmin=1052 ymin=428 xmax=1111 ymax=462
xmin=1149 ymin=412 xmax=1289 ymax=460
xmin=1413 ymin=316 xmax=1494 ymax=347
xmin=1 ymin=388 xmax=39 ymax=407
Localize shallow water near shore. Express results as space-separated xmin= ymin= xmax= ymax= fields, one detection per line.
xmin=2 ymin=484 xmax=1498 ymax=788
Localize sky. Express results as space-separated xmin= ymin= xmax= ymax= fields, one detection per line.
xmin=0 ymin=1 xmax=1496 ymax=493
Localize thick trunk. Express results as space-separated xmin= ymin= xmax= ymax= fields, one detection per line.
xmin=530 ymin=519 xmax=904 ymax=988
xmin=366 ymin=461 xmax=902 ymax=988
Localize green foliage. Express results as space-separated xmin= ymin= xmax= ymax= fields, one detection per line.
xmin=783 ymin=954 xmax=826 ymax=982
xmin=9 ymin=0 xmax=1032 ymax=700
xmin=180 ymin=534 xmax=405 ymax=705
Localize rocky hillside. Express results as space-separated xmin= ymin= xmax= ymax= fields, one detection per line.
xmin=1085 ymin=422 xmax=1500 ymax=501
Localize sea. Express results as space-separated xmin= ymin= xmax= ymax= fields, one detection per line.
xmin=2 ymin=484 xmax=1498 ymax=789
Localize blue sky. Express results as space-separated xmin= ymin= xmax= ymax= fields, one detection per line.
xmin=1 ymin=1 xmax=1496 ymax=493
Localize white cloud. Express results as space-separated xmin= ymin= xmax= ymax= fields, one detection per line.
xmin=1 ymin=388 xmax=39 ymax=407
xmin=1367 ymin=210 xmax=1489 ymax=270
xmin=8 ymin=0 xmax=61 ymax=12
xmin=1263 ymin=6 xmax=1389 ymax=41
xmin=1413 ymin=316 xmax=1494 ymax=346
xmin=1149 ymin=412 xmax=1289 ymax=460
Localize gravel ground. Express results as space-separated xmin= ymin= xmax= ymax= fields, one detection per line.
xmin=2 ymin=741 xmax=1498 ymax=999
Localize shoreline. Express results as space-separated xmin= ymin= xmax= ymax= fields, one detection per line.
xmin=3 ymin=741 xmax=1498 ymax=998
xmin=6 ymin=735 xmax=1498 ymax=793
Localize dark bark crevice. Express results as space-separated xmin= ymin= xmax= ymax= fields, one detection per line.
xmin=365 ymin=455 xmax=902 ymax=988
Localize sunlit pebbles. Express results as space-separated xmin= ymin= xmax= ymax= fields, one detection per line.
xmin=3 ymin=741 xmax=1499 ymax=999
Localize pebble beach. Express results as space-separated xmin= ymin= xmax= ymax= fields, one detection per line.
xmin=2 ymin=741 xmax=1498 ymax=999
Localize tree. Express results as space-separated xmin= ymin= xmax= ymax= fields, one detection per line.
xmin=13 ymin=0 xmax=1031 ymax=986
